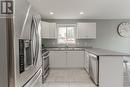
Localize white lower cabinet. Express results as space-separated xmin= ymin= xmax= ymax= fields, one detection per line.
xmin=67 ymin=51 xmax=84 ymax=68
xmin=49 ymin=51 xmax=66 ymax=68
xmin=49 ymin=51 xmax=84 ymax=68
xmin=49 ymin=51 xmax=55 ymax=68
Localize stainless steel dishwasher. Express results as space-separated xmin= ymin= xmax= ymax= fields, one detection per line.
xmin=89 ymin=53 xmax=99 ymax=86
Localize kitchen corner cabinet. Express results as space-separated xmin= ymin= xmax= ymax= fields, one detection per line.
xmin=41 ymin=21 xmax=57 ymax=39
xmin=77 ymin=23 xmax=96 ymax=39
xmin=49 ymin=51 xmax=84 ymax=68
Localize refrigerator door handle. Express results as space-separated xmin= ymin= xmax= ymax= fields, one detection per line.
xmin=31 ymin=17 xmax=35 ymax=65
xmin=32 ymin=16 xmax=39 ymax=66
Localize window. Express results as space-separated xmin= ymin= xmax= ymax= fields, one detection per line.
xmin=57 ymin=24 xmax=76 ymax=44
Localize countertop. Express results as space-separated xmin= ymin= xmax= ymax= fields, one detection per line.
xmin=86 ymin=48 xmax=130 ymax=56
xmin=44 ymin=47 xmax=91 ymax=51
xmin=44 ymin=47 xmax=130 ymax=56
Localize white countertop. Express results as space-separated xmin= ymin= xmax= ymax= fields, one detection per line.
xmin=86 ymin=48 xmax=130 ymax=56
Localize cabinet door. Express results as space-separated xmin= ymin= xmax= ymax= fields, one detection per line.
xmin=85 ymin=23 xmax=96 ymax=38
xmin=67 ymin=51 xmax=84 ymax=68
xmin=49 ymin=51 xmax=56 ymax=68
xmin=49 ymin=51 xmax=67 ymax=68
xmin=85 ymin=51 xmax=89 ymax=72
xmin=77 ymin=23 xmax=88 ymax=38
xmin=49 ymin=23 xmax=56 ymax=38
xmin=41 ymin=21 xmax=49 ymax=38
xmin=54 ymin=51 xmax=67 ymax=68
xmin=77 ymin=23 xmax=96 ymax=39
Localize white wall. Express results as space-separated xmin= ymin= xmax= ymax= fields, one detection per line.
xmin=89 ymin=20 xmax=130 ymax=53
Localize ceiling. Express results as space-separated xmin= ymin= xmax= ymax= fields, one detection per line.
xmin=29 ymin=0 xmax=130 ymax=19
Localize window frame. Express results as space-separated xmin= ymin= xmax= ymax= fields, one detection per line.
xmin=57 ymin=24 xmax=76 ymax=45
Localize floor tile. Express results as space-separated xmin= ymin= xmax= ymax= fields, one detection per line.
xmin=42 ymin=83 xmax=48 ymax=87
xmin=43 ymin=69 xmax=96 ymax=87
xmin=47 ymin=82 xmax=69 ymax=87
xmin=70 ymin=82 xmax=90 ymax=87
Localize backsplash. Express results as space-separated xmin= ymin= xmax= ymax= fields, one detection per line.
xmin=42 ymin=39 xmax=93 ymax=48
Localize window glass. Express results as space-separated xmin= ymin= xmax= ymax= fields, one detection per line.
xmin=58 ymin=27 xmax=67 ymax=44
xmin=57 ymin=25 xmax=76 ymax=44
xmin=66 ymin=27 xmax=75 ymax=44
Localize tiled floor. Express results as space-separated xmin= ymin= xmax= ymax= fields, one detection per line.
xmin=42 ymin=69 xmax=97 ymax=87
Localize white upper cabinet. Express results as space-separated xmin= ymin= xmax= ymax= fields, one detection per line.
xmin=49 ymin=23 xmax=57 ymax=38
xmin=41 ymin=21 xmax=49 ymax=38
xmin=41 ymin=21 xmax=57 ymax=39
xmin=77 ymin=23 xmax=96 ymax=39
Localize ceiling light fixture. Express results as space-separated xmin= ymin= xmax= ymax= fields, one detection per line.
xmin=80 ymin=12 xmax=84 ymax=15
xmin=50 ymin=12 xmax=54 ymax=15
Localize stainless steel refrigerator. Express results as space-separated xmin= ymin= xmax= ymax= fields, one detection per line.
xmin=0 ymin=0 xmax=42 ymax=87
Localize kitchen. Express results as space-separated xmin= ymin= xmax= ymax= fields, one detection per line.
xmin=0 ymin=0 xmax=130 ymax=87
xmin=41 ymin=19 xmax=130 ymax=87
